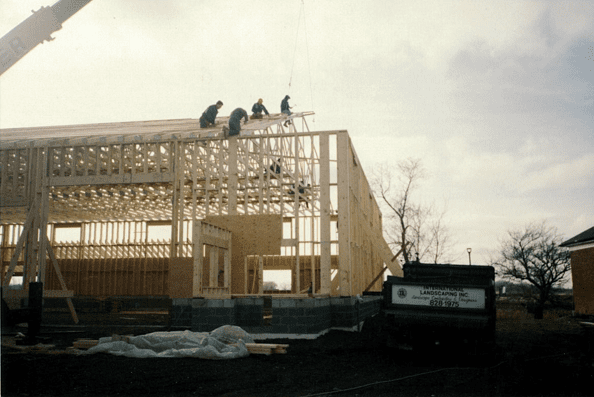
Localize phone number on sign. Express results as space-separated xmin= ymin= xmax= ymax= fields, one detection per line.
xmin=429 ymin=299 xmax=459 ymax=308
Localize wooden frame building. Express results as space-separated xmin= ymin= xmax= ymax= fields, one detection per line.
xmin=1 ymin=112 xmax=400 ymax=332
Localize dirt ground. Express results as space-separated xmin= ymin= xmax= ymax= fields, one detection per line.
xmin=2 ymin=306 xmax=593 ymax=397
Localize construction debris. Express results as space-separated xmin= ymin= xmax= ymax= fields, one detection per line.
xmin=70 ymin=338 xmax=288 ymax=355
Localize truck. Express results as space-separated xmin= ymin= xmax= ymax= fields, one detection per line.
xmin=372 ymin=261 xmax=496 ymax=354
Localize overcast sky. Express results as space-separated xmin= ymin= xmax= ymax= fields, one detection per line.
xmin=1 ymin=0 xmax=592 ymax=267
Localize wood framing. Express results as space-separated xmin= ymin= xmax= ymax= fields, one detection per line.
xmin=0 ymin=112 xmax=401 ymax=306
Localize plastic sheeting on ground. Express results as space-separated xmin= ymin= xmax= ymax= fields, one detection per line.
xmin=84 ymin=325 xmax=254 ymax=359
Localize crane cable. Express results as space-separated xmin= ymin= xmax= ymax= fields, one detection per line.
xmin=288 ymin=2 xmax=303 ymax=91
xmin=288 ymin=0 xmax=315 ymax=123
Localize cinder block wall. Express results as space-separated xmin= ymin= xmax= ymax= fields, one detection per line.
xmin=171 ymin=296 xmax=382 ymax=335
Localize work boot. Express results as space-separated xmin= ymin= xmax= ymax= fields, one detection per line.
xmin=222 ymin=126 xmax=229 ymax=138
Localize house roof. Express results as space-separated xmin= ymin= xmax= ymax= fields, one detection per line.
xmin=0 ymin=112 xmax=315 ymax=149
xmin=560 ymin=226 xmax=594 ymax=248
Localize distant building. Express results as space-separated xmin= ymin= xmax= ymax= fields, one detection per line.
xmin=560 ymin=226 xmax=594 ymax=316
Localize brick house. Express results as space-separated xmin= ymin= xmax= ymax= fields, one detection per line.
xmin=560 ymin=226 xmax=594 ymax=317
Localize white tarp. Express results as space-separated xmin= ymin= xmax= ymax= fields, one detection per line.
xmin=85 ymin=325 xmax=254 ymax=359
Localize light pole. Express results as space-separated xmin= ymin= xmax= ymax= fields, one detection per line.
xmin=467 ymin=248 xmax=472 ymax=266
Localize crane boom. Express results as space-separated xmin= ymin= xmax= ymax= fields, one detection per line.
xmin=0 ymin=0 xmax=92 ymax=76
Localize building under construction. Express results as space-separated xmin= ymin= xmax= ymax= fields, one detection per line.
xmin=0 ymin=112 xmax=401 ymax=336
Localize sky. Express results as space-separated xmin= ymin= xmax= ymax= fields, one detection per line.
xmin=1 ymin=0 xmax=593 ymax=271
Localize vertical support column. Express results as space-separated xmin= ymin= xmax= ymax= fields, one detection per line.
xmin=223 ymin=234 xmax=230 ymax=290
xmin=192 ymin=220 xmax=203 ymax=297
xmin=257 ymin=138 xmax=264 ymax=213
xmin=38 ymin=147 xmax=50 ymax=284
xmin=228 ymin=136 xmax=238 ymax=215
xmin=24 ymin=147 xmax=39 ymax=286
xmin=258 ymin=255 xmax=264 ymax=294
xmin=244 ymin=256 xmax=247 ymax=294
xmin=337 ymin=132 xmax=351 ymax=296
xmin=171 ymin=141 xmax=181 ymax=258
xmin=192 ymin=142 xmax=198 ymax=221
xmin=310 ymin=216 xmax=315 ymax=294
xmin=217 ymin=141 xmax=224 ymax=215
xmin=177 ymin=143 xmax=186 ymax=254
xmin=319 ymin=133 xmax=331 ymax=295
xmin=294 ymin=134 xmax=300 ymax=294
xmin=0 ymin=225 xmax=6 ymax=286
xmin=209 ymin=246 xmax=219 ymax=287
xmin=205 ymin=143 xmax=212 ymax=217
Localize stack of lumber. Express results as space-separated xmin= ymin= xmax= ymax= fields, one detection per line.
xmin=72 ymin=339 xmax=99 ymax=349
xmin=244 ymin=343 xmax=288 ymax=355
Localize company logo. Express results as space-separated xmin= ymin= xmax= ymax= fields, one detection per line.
xmin=397 ymin=288 xmax=407 ymax=299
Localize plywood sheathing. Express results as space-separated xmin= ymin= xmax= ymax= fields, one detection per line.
xmin=169 ymin=258 xmax=193 ymax=298
xmin=335 ymin=132 xmax=402 ymax=289
xmin=204 ymin=215 xmax=282 ymax=295
xmin=0 ymin=113 xmax=314 ymax=149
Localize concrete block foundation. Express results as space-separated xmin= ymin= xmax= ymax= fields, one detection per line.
xmin=172 ymin=295 xmax=382 ymax=337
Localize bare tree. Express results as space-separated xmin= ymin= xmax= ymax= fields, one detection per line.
xmin=492 ymin=221 xmax=570 ymax=319
xmin=371 ymin=158 xmax=454 ymax=265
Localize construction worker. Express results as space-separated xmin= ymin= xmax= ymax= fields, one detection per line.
xmin=200 ymin=100 xmax=223 ymax=128
xmin=223 ymin=108 xmax=249 ymax=137
xmin=251 ymin=98 xmax=269 ymax=119
xmin=281 ymin=95 xmax=292 ymax=127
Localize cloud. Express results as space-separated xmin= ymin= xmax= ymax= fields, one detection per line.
xmin=521 ymin=153 xmax=594 ymax=193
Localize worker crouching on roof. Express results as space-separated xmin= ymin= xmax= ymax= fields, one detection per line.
xmin=281 ymin=95 xmax=292 ymax=127
xmin=200 ymin=100 xmax=223 ymax=128
xmin=251 ymin=98 xmax=269 ymax=119
xmin=223 ymin=108 xmax=249 ymax=138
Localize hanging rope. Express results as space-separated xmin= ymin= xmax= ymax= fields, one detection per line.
xmin=288 ymin=1 xmax=316 ymax=122
xmin=302 ymin=0 xmax=315 ymax=122
xmin=288 ymin=2 xmax=304 ymax=90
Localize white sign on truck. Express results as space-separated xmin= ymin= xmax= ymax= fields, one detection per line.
xmin=392 ymin=284 xmax=485 ymax=309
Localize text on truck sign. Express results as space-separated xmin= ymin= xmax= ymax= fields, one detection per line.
xmin=392 ymin=285 xmax=485 ymax=309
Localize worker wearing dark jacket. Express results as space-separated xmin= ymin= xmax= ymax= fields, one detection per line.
xmin=225 ymin=108 xmax=249 ymax=137
xmin=251 ymin=98 xmax=269 ymax=119
xmin=200 ymin=100 xmax=223 ymax=128
xmin=281 ymin=95 xmax=292 ymax=127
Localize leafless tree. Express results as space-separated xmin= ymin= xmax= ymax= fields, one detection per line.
xmin=492 ymin=221 xmax=571 ymax=319
xmin=263 ymin=281 xmax=277 ymax=291
xmin=370 ymin=158 xmax=455 ymax=265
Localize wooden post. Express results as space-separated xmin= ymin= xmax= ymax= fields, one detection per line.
xmin=258 ymin=255 xmax=264 ymax=294
xmin=37 ymin=148 xmax=50 ymax=284
xmin=319 ymin=133 xmax=331 ymax=295
xmin=294 ymin=133 xmax=300 ymax=294
xmin=210 ymin=245 xmax=219 ymax=287
xmin=228 ymin=136 xmax=238 ymax=215
xmin=192 ymin=220 xmax=203 ymax=297
xmin=337 ymin=132 xmax=351 ymax=296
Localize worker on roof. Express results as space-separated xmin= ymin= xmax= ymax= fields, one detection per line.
xmin=200 ymin=100 xmax=223 ymax=128
xmin=281 ymin=95 xmax=292 ymax=127
xmin=251 ymin=98 xmax=270 ymax=119
xmin=223 ymin=108 xmax=249 ymax=138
